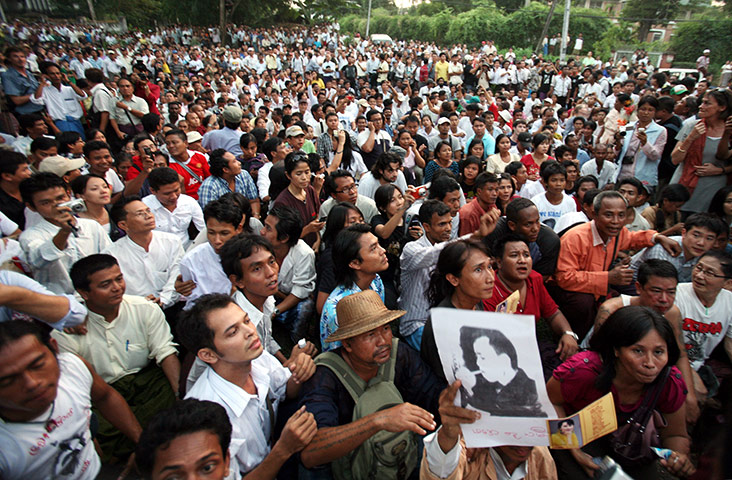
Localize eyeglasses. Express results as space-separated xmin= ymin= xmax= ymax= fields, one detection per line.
xmin=693 ymin=263 xmax=729 ymax=279
xmin=335 ymin=184 xmax=358 ymax=194
xmin=129 ymin=208 xmax=153 ymax=218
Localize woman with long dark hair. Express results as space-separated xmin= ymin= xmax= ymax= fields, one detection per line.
xmin=315 ymin=202 xmax=364 ymax=314
xmin=548 ymin=306 xmax=693 ymax=479
xmin=420 ymin=239 xmax=495 ymax=381
xmin=371 ymin=184 xmax=421 ymax=307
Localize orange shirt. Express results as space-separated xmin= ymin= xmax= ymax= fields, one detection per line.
xmin=554 ymin=221 xmax=655 ymax=297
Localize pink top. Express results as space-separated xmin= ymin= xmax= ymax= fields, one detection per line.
xmin=553 ymin=351 xmax=687 ymax=416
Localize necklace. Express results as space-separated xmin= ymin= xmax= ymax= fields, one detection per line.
xmin=2 ymin=401 xmax=58 ymax=432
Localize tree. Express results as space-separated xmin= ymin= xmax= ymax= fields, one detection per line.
xmin=621 ymin=0 xmax=680 ymax=42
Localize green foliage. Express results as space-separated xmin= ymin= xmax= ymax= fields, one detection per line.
xmin=339 ymin=1 xmax=611 ymax=52
xmin=621 ymin=0 xmax=681 ymax=41
xmin=669 ymin=14 xmax=732 ymax=75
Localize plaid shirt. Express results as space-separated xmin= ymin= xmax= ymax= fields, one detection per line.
xmin=197 ymin=172 xmax=258 ymax=208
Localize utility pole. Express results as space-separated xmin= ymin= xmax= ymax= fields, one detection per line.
xmin=219 ymin=0 xmax=226 ymax=47
xmin=534 ymin=0 xmax=558 ymax=56
xmin=86 ymin=0 xmax=97 ymax=21
xmin=559 ymin=0 xmax=570 ymax=63
xmin=365 ymin=0 xmax=372 ymax=38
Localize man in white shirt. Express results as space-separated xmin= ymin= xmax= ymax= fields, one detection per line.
xmin=579 ymin=143 xmax=617 ymax=189
xmin=260 ymin=206 xmax=316 ymax=342
xmin=357 ymin=152 xmax=409 ymax=200
xmin=30 ymin=62 xmax=86 ymax=137
xmin=142 ymin=167 xmax=205 ymax=249
xmin=221 ymin=233 xmax=317 ymax=363
xmin=0 ymin=320 xmax=142 ymax=480
xmin=82 ymin=141 xmax=124 ymax=200
xmin=106 ymin=196 xmax=183 ymax=308
xmin=52 ymin=254 xmax=179 ymax=459
xmin=319 ymin=170 xmax=379 ymax=223
xmin=19 ymin=173 xmax=111 ymax=295
xmin=179 ymin=294 xmax=317 ymax=478
xmin=178 ymin=199 xmax=243 ymax=310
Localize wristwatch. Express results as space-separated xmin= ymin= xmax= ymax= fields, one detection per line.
xmin=563 ymin=331 xmax=579 ymax=342
xmin=273 ymin=307 xmax=281 ymax=317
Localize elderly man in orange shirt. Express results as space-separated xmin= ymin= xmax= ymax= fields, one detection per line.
xmin=551 ymin=191 xmax=681 ymax=338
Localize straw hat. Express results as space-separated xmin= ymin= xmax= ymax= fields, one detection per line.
xmin=326 ymin=290 xmax=405 ymax=342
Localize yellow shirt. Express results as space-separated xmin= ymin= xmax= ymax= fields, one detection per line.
xmin=550 ymin=432 xmax=579 ymax=448
xmin=435 ymin=61 xmax=449 ymax=82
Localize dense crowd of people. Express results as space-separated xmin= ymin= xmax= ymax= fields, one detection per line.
xmin=1 ymin=18 xmax=732 ymax=480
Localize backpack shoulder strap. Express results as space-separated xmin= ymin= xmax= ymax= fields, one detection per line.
xmin=315 ymin=352 xmax=366 ymax=402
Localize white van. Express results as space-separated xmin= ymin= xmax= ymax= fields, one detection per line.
xmin=370 ymin=34 xmax=394 ymax=45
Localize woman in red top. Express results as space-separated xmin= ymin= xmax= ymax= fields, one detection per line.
xmin=547 ymin=306 xmax=693 ymax=479
xmin=482 ymin=235 xmax=578 ymax=378
xmin=273 ymin=152 xmax=323 ymax=248
xmin=520 ymin=132 xmax=554 ymax=181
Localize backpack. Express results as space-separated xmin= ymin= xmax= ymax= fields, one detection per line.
xmin=314 ymin=338 xmax=418 ymax=480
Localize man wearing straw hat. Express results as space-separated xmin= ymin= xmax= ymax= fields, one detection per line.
xmin=299 ymin=289 xmax=443 ymax=478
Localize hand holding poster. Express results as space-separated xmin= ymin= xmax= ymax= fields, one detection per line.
xmin=430 ymin=308 xmax=618 ymax=449
xmin=431 ymin=308 xmax=556 ymax=447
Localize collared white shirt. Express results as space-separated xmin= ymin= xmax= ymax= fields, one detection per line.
xmin=19 ymin=217 xmax=111 ymax=295
xmin=90 ymin=82 xmax=114 ymax=114
xmin=52 ymin=295 xmax=177 ymax=383
xmin=580 ymin=159 xmax=617 ymax=189
xmin=180 ymin=242 xmax=230 ymax=309
xmin=186 ymin=354 xmax=290 ymax=477
xmin=279 ymin=239 xmax=316 ymax=299
xmin=111 ymin=95 xmax=149 ymax=125
xmin=29 ymin=83 xmax=86 ymax=121
xmin=142 ymin=193 xmax=205 ymax=249
xmin=552 ymin=75 xmax=572 ymax=97
xmin=104 ymin=232 xmax=183 ymax=308
xmin=232 ymin=290 xmax=280 ymax=356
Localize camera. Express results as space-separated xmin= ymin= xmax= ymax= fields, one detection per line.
xmin=59 ymin=198 xmax=87 ymax=214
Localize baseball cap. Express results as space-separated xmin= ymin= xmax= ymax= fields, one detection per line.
xmin=517 ymin=132 xmax=532 ymax=149
xmin=358 ymin=99 xmax=369 ymax=108
xmin=285 ymin=126 xmax=305 ymax=137
xmin=222 ymin=105 xmax=243 ymax=123
xmin=670 ymin=85 xmax=688 ymax=96
xmin=437 ymin=117 xmax=451 ymax=126
xmin=39 ymin=155 xmax=86 ymax=177
xmin=498 ymin=110 xmax=512 ymax=123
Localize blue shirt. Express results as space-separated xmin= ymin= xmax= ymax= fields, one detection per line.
xmin=463 ymin=133 xmax=496 ymax=159
xmin=320 ymin=276 xmax=385 ymax=352
xmin=201 ymin=127 xmax=244 ymax=157
xmin=1 ymin=68 xmax=43 ymax=114
xmin=197 ymin=172 xmax=258 ymax=208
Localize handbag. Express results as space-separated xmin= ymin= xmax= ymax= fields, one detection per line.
xmin=609 ymin=367 xmax=670 ymax=469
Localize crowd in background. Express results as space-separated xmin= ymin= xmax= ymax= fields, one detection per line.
xmin=1 ymin=18 xmax=732 ymax=480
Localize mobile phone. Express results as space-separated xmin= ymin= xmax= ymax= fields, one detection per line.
xmin=408 ymin=218 xmax=421 ymax=229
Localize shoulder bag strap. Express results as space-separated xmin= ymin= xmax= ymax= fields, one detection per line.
xmin=629 ymin=367 xmax=671 ymax=426
xmin=170 ymin=156 xmax=203 ymax=184
xmin=315 ymin=352 xmax=366 ymax=402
